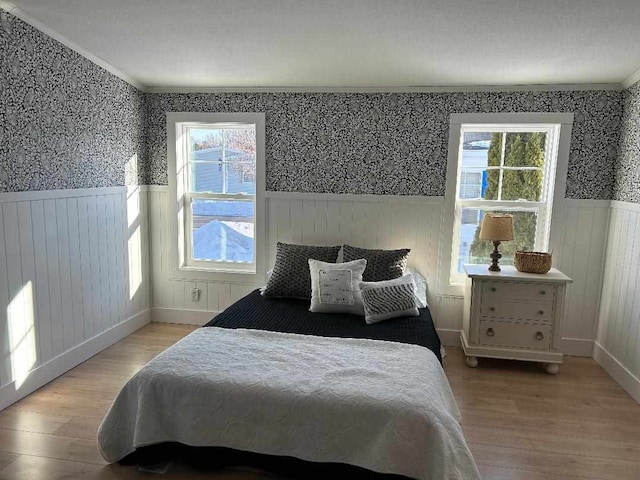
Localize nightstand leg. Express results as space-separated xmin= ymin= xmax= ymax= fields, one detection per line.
xmin=465 ymin=356 xmax=478 ymax=368
xmin=545 ymin=363 xmax=559 ymax=375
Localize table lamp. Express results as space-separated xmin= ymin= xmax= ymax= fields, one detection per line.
xmin=479 ymin=213 xmax=514 ymax=272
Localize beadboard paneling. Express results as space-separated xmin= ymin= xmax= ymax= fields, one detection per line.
xmin=555 ymin=200 xmax=610 ymax=346
xmin=264 ymin=194 xmax=442 ymax=284
xmin=148 ymin=188 xmax=608 ymax=352
xmin=0 ymin=186 xmax=151 ymax=408
xmin=148 ymin=188 xmax=446 ymax=325
xmin=595 ymin=201 xmax=640 ymax=403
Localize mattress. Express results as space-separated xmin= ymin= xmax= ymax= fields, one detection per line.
xmin=206 ymin=289 xmax=442 ymax=363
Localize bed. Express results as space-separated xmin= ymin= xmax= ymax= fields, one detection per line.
xmin=98 ymin=290 xmax=480 ymax=480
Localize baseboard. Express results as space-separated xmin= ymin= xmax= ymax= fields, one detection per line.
xmin=152 ymin=307 xmax=218 ymax=325
xmin=561 ymin=338 xmax=594 ymax=357
xmin=0 ymin=309 xmax=151 ymax=411
xmin=593 ymin=342 xmax=640 ymax=405
xmin=437 ymin=329 xmax=461 ymax=347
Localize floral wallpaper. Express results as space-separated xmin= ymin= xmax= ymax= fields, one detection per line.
xmin=145 ymin=90 xmax=623 ymax=199
xmin=0 ymin=11 xmax=145 ymax=192
xmin=614 ymin=80 xmax=640 ymax=204
xmin=0 ymin=9 xmax=628 ymax=200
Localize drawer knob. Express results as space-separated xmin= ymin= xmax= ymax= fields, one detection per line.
xmin=490 ymin=287 xmax=497 ymax=292
xmin=540 ymin=290 xmax=546 ymax=295
xmin=489 ymin=307 xmax=496 ymax=312
xmin=538 ymin=310 xmax=544 ymax=315
xmin=536 ymin=332 xmax=544 ymax=341
xmin=487 ymin=328 xmax=495 ymax=337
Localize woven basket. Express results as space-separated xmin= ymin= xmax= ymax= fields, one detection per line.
xmin=514 ymin=251 xmax=552 ymax=274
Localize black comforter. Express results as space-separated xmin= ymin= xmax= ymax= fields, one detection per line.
xmin=205 ymin=289 xmax=442 ymax=363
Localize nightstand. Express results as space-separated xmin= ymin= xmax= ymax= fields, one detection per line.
xmin=461 ymin=264 xmax=572 ymax=374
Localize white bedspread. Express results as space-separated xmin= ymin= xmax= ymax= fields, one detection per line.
xmin=98 ymin=328 xmax=480 ymax=480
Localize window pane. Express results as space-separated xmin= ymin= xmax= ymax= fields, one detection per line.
xmin=503 ymin=132 xmax=546 ymax=167
xmin=226 ymin=160 xmax=256 ymax=194
xmin=191 ymin=199 xmax=254 ymax=263
xmin=501 ymin=169 xmax=543 ymax=201
xmin=457 ymin=209 xmax=537 ymax=272
xmin=224 ymin=128 xmax=257 ymax=194
xmin=460 ymin=132 xmax=500 ymax=200
xmin=459 ymin=168 xmax=499 ymax=200
xmin=189 ymin=127 xmax=256 ymax=194
xmin=461 ymin=132 xmax=491 ymax=168
xmin=191 ymin=162 xmax=223 ymax=193
xmin=459 ymin=171 xmax=482 ymax=199
xmin=462 ymin=132 xmax=492 ymax=152
xmin=190 ymin=161 xmax=257 ymax=194
xmin=191 ymin=128 xmax=222 ymax=151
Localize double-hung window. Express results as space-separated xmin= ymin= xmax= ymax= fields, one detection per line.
xmin=167 ymin=113 xmax=265 ymax=280
xmin=442 ymin=113 xmax=573 ymax=287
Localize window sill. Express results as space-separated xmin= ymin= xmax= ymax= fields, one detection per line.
xmin=170 ymin=265 xmax=263 ymax=284
xmin=436 ymin=283 xmax=465 ymax=298
xmin=180 ymin=265 xmax=256 ymax=275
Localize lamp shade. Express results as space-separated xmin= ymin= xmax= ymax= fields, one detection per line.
xmin=479 ymin=214 xmax=514 ymax=241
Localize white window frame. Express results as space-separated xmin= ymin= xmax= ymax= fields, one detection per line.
xmin=439 ymin=113 xmax=573 ymax=295
xmin=167 ymin=112 xmax=266 ymax=282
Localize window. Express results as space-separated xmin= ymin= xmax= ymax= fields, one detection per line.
xmin=441 ymin=113 xmax=573 ymax=289
xmin=167 ymin=113 xmax=265 ymax=280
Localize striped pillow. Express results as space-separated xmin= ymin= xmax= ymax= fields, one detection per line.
xmin=360 ymin=274 xmax=419 ymax=324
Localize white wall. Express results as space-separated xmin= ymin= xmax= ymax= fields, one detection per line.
xmin=0 ymin=186 xmax=151 ymax=410
xmin=594 ymin=200 xmax=640 ymax=403
xmin=555 ymin=200 xmax=610 ymax=353
xmin=148 ymin=186 xmax=608 ymax=354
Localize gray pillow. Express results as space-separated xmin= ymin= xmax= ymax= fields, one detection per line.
xmin=342 ymin=245 xmax=410 ymax=282
xmin=262 ymin=242 xmax=341 ymax=299
xmin=360 ymin=274 xmax=419 ymax=324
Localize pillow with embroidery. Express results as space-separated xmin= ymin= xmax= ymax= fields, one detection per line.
xmin=308 ymin=259 xmax=367 ymax=315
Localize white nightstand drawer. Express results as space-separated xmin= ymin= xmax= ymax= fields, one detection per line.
xmin=480 ymin=300 xmax=553 ymax=322
xmin=482 ymin=281 xmax=554 ymax=303
xmin=479 ymin=320 xmax=552 ymax=350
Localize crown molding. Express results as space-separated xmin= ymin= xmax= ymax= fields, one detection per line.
xmin=622 ymin=67 xmax=640 ymax=90
xmin=0 ymin=0 xmax=145 ymax=91
xmin=145 ymin=83 xmax=623 ymax=94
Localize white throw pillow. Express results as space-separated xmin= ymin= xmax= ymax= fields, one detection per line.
xmin=308 ymin=259 xmax=367 ymax=315
xmin=406 ymin=267 xmax=428 ymax=308
xmin=360 ymin=274 xmax=419 ymax=324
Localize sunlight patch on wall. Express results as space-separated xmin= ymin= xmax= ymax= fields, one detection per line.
xmin=127 ymin=186 xmax=140 ymax=229
xmin=125 ymin=153 xmax=139 ymax=187
xmin=8 ymin=281 xmax=37 ymax=389
xmin=127 ymin=188 xmax=143 ymax=301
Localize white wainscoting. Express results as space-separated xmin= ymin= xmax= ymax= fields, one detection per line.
xmin=0 ymin=186 xmax=151 ymax=410
xmin=148 ymin=187 xmax=608 ymax=354
xmin=0 ymin=186 xmax=618 ymax=409
xmin=148 ymin=187 xmax=447 ymax=325
xmin=595 ymin=201 xmax=640 ymax=404
xmin=555 ymin=199 xmax=611 ymax=355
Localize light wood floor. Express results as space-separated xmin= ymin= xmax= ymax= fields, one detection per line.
xmin=0 ymin=323 xmax=638 ymax=480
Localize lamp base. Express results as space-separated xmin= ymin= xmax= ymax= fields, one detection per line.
xmin=488 ymin=241 xmax=502 ymax=272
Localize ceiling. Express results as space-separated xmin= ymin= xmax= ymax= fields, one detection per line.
xmin=6 ymin=0 xmax=640 ymax=89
